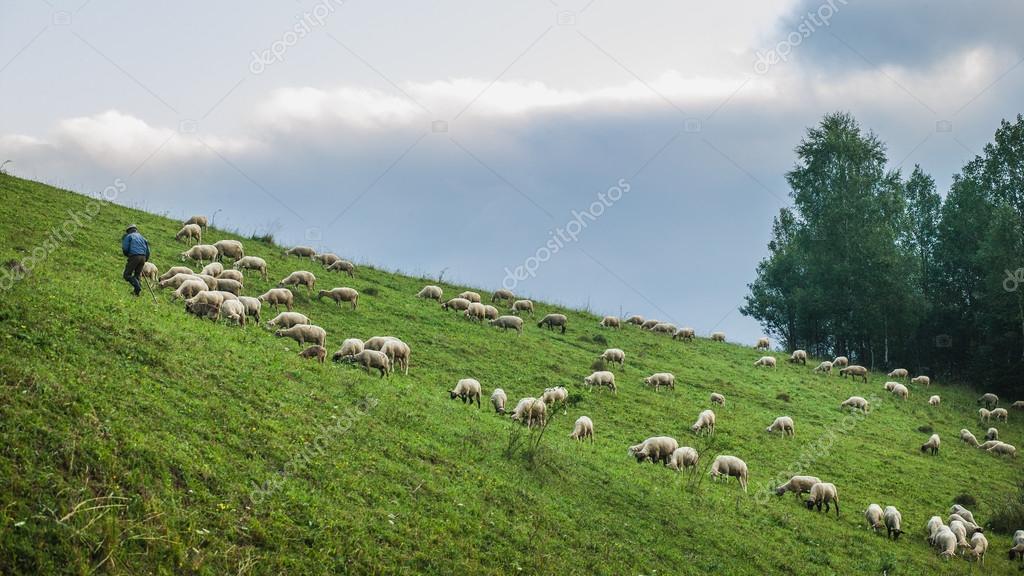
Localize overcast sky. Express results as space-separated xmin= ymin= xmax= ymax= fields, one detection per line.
xmin=2 ymin=0 xmax=1023 ymax=344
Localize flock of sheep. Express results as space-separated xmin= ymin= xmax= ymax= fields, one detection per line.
xmin=153 ymin=215 xmax=1023 ymax=564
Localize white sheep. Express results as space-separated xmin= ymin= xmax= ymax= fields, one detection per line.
xmin=928 ymin=395 xmax=940 ymax=406
xmin=569 ymin=416 xmax=594 ymax=442
xmin=583 ymin=371 xmax=616 ymax=395
xmin=600 ymin=348 xmax=625 ymax=367
xmin=218 ymin=299 xmax=247 ymax=326
xmin=180 ymin=244 xmax=218 ymax=264
xmin=183 ymin=215 xmax=208 ymax=230
xmin=977 ymin=440 xmax=1001 ymax=450
xmin=337 ymin=350 xmax=390 ymax=378
xmin=926 ymin=516 xmax=945 ymax=545
xmin=510 ymin=397 xmax=546 ymax=428
xmin=933 ymin=526 xmax=957 ymax=558
xmin=978 ymin=408 xmax=992 ymax=423
xmin=274 ymin=324 xmax=326 ymax=348
xmin=537 ymin=313 xmax=568 ymax=334
xmin=311 ymin=253 xmax=341 ymax=266
xmin=965 ymin=532 xmax=988 ymax=564
xmin=948 ymin=513 xmax=983 ymax=536
xmin=380 ymin=339 xmax=411 ymax=375
xmin=140 ymin=261 xmax=159 ymax=284
xmin=159 ymin=266 xmax=194 ymax=281
xmin=949 ymin=504 xmax=977 ymax=525
xmin=991 ymin=408 xmax=1008 ymax=422
xmin=170 ymin=279 xmax=207 ymax=301
xmin=887 ymin=368 xmax=909 ymax=379
xmin=840 ymin=396 xmax=869 ymax=412
xmin=640 ymin=319 xmax=660 ymax=330
xmin=464 ymin=302 xmax=487 ymax=322
xmin=774 ymin=475 xmax=821 ymax=499
xmin=865 ymin=504 xmax=884 ymax=532
xmin=363 ymin=336 xmax=398 ymax=351
xmin=214 ymin=278 xmax=243 ymax=296
xmin=1013 ymin=400 xmax=1024 ymax=410
xmin=691 ymin=409 xmax=716 ymax=436
xmin=237 ymin=296 xmax=262 ymax=324
xmin=789 ymin=349 xmax=807 ymax=365
xmin=839 ymin=365 xmax=868 ymax=383
xmin=441 ymin=297 xmax=471 ymax=311
xmin=158 ymin=273 xmax=202 ymax=289
xmin=651 ymin=322 xmax=676 ymax=335
xmin=766 ymin=416 xmax=795 ymax=436
xmin=643 ymin=372 xmax=675 ymax=391
xmin=949 ymin=520 xmax=969 ymax=548
xmin=883 ymin=506 xmax=903 ymax=540
xmin=266 ymin=312 xmax=309 ymax=329
xmin=921 ymin=433 xmax=941 ymax=455
xmin=489 ymin=315 xmax=524 ymax=334
xmin=510 ymin=299 xmax=534 ymax=316
xmin=911 ymin=375 xmax=931 ymax=387
xmin=627 ymin=436 xmax=679 ymax=465
xmin=490 ymin=388 xmax=507 ymax=414
xmin=258 ymin=288 xmax=294 ymax=311
xmin=709 ymin=455 xmax=748 ymax=491
xmin=326 ymin=260 xmax=356 ymax=276
xmin=710 ymin=392 xmax=725 ymax=406
xmin=754 ymin=356 xmax=777 ymax=368
xmin=987 ymin=442 xmax=1016 ymax=457
xmin=233 ymin=256 xmax=268 ymax=280
xmin=885 ymin=382 xmax=909 ymax=400
xmin=284 ymin=246 xmax=316 ymax=258
xmin=805 ymin=482 xmax=840 ymax=516
xmin=482 ymin=305 xmax=499 ymax=320
xmin=959 ymin=428 xmax=978 ymax=447
xmin=491 ymin=289 xmax=514 ymax=304
xmin=217 ymin=269 xmax=244 ymax=283
xmin=541 ymin=386 xmax=568 ymax=407
xmin=457 ymin=291 xmax=481 ymax=303
xmin=625 ymin=315 xmax=645 ymax=325
xmin=832 ymin=356 xmax=849 ymax=368
xmin=666 ymin=447 xmax=699 ymax=471
xmin=416 ymin=285 xmax=443 ymax=301
xmin=176 ymin=223 xmax=202 ymax=245
xmin=986 ymin=427 xmax=999 ymax=441
xmin=672 ymin=327 xmax=696 ymax=341
xmin=755 ymin=337 xmax=770 ymax=350
xmin=710 ymin=331 xmax=726 ymax=342
xmin=331 ymin=338 xmax=364 ymax=361
xmin=977 ymin=393 xmax=998 ymax=409
xmin=813 ymin=361 xmax=833 ymax=374
xmin=449 ymin=378 xmax=482 ymax=408
xmin=1009 ymin=529 xmax=1024 ymax=560
xmin=277 ymin=271 xmax=316 ymax=295
xmin=599 ymin=316 xmax=621 ymax=329
xmin=318 ymin=287 xmax=358 ymax=310
xmin=213 ymin=239 xmax=244 ymax=262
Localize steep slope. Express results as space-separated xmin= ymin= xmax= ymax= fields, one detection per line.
xmin=0 ymin=174 xmax=1021 ymax=575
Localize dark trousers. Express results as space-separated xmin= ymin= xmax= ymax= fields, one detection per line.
xmin=123 ymin=254 xmax=147 ymax=294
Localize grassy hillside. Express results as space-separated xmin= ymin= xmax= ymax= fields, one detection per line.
xmin=0 ymin=173 xmax=1021 ymax=575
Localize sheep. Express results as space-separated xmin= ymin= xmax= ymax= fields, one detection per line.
xmin=865 ymin=504 xmax=884 ymax=532
xmin=233 ymin=256 xmax=268 ymax=281
xmin=832 ymin=356 xmax=849 ymax=368
xmin=464 ymin=302 xmax=487 ymax=322
xmin=449 ymin=378 xmax=482 ymax=408
xmin=537 ymin=313 xmax=568 ymax=334
xmin=274 ymin=324 xmax=326 ymax=348
xmin=363 ymin=336 xmax=398 ymax=351
xmin=948 ymin=513 xmax=983 ymax=536
xmin=482 ymin=305 xmax=499 ymax=320
xmin=805 ymin=482 xmax=840 ymax=516
xmin=217 ymin=299 xmax=247 ymax=326
xmin=599 ymin=316 xmax=621 ymax=329
xmin=258 ymin=288 xmax=294 ymax=311
xmin=490 ymin=388 xmax=507 ymax=414
xmin=194 ymin=274 xmax=219 ymax=290
xmin=754 ymin=356 xmax=777 ymax=368
xmin=978 ymin=408 xmax=992 ymax=423
xmin=458 ymin=291 xmax=482 ymax=303
xmin=839 ymin=365 xmax=868 ymax=383
xmin=600 ymin=348 xmax=625 ymax=367
xmin=140 ymin=261 xmax=159 ymax=283
xmin=774 ymin=475 xmax=822 ymax=499
xmin=991 ymin=407 xmax=1008 ymax=422
xmin=755 ymin=337 xmax=770 ymax=350
xmin=284 ymin=246 xmax=316 ymax=258
xmin=180 ymin=244 xmax=218 ymax=264
xmin=312 ymin=253 xmax=341 ymax=266
xmin=965 ymin=532 xmax=988 ymax=564
xmin=416 ymin=285 xmax=443 ymax=301
xmin=813 ymin=361 xmax=832 ymax=374
xmin=185 ymin=290 xmax=235 ymax=308
xmin=642 ymin=372 xmax=675 ymax=391
xmin=491 ymin=289 xmax=514 ymax=304
xmin=213 ymin=239 xmax=244 ymax=262
xmin=176 ymin=223 xmax=201 ymax=242
xmin=886 ymin=382 xmax=909 ymax=400
xmin=887 ymin=368 xmax=909 ymax=379
xmin=651 ymin=322 xmax=676 ymax=335
xmin=710 ymin=331 xmax=726 ymax=342
xmin=217 ymin=269 xmax=244 ymax=283
xmin=331 ymin=338 xmax=364 ymax=361
xmin=987 ymin=442 xmax=1016 ymax=457
xmin=709 ymin=455 xmax=748 ymax=491
xmin=640 ymin=319 xmax=660 ymax=330
xmin=266 ymin=312 xmax=309 ymax=329
xmin=171 ymin=279 xmax=208 ymax=301
xmin=489 ymin=315 xmax=524 ymax=334
xmin=840 ymin=396 xmax=869 ymax=412
xmin=184 ymin=300 xmax=218 ymax=321
xmin=933 ymin=527 xmax=957 ymax=558
xmin=214 ymin=278 xmax=243 ymax=296
xmin=237 ymin=296 xmax=262 ymax=324
xmin=583 ymin=371 xmax=616 ymax=395
xmin=691 ymin=409 xmax=716 ymax=436
xmin=666 ymin=447 xmax=699 ymax=471
xmin=1013 ymin=400 xmax=1024 ymax=410
xmin=159 ymin=266 xmax=194 ymax=281
xmin=380 ymin=339 xmax=411 ymax=375
xmin=625 ymin=315 xmax=645 ymax=325
xmin=928 ymin=395 xmax=940 ymax=406
xmin=298 ymin=345 xmax=326 ymax=363
xmin=883 ymin=506 xmax=902 ymax=540
xmin=627 ymin=436 xmax=679 ymax=465
xmin=911 ymin=375 xmax=931 ymax=387
xmin=789 ymin=349 xmax=807 ymax=364
xmin=159 ymin=272 xmax=203 ymax=289
xmin=766 ymin=416 xmax=795 ymax=436
xmin=326 ymin=260 xmax=356 ymax=276
xmin=949 ymin=504 xmax=977 ymax=525
xmin=541 ymin=386 xmax=568 ymax=407
xmin=569 ymin=416 xmax=594 ymax=442
xmin=986 ymin=427 xmax=999 ymax=441
xmin=509 ymin=397 xmax=546 ymax=428
xmin=337 ymin=350 xmax=390 ymax=378
xmin=710 ymin=392 xmax=725 ymax=406
xmin=926 ymin=516 xmax=946 ymax=545
xmin=977 ymin=440 xmax=1002 ymax=450
xmin=441 ymin=297 xmax=472 ymax=311
xmin=920 ymin=433 xmax=940 ymax=455
xmin=277 ymin=271 xmax=316 ymax=296
xmin=672 ymin=327 xmax=696 ymax=341
xmin=510 ymin=299 xmax=534 ymax=316
xmin=949 ymin=520 xmax=969 ymax=548
xmin=1009 ymin=530 xmax=1024 ymax=560
xmin=183 ymin=215 xmax=208 ymax=230
xmin=318 ymin=287 xmax=358 ymax=310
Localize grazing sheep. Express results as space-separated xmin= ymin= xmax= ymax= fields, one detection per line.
xmin=490 ymin=388 xmax=507 ymax=414
xmin=441 ymin=297 xmax=472 ymax=311
xmin=159 ymin=266 xmax=194 ymax=281
xmin=599 ymin=316 xmax=621 ymax=329
xmin=284 ymin=246 xmax=316 ymax=258
xmin=839 ymin=365 xmax=868 ymax=383
xmin=883 ymin=506 xmax=902 ymax=540
xmin=628 ymin=436 xmax=679 ymax=465
xmin=933 ymin=526 xmax=957 ymax=558
xmin=600 ymin=348 xmax=625 ymax=367
xmin=921 ymin=433 xmax=941 ymax=455
xmin=159 ymin=273 xmax=202 ymax=289
xmin=640 ymin=319 xmax=660 ymax=330
xmin=326 ymin=260 xmax=356 ymax=276
xmin=277 ymin=271 xmax=316 ymax=295
xmin=986 ymin=427 xmax=999 ymax=441
xmin=464 ymin=302 xmax=487 ymax=322
xmin=948 ymin=513 xmax=983 ymax=536
xmin=887 ymin=368 xmax=909 ymax=379
xmin=232 ymin=256 xmax=268 ymax=280
xmin=491 ymin=289 xmax=514 ymax=304
xmin=380 ymin=339 xmax=411 ymax=375
xmin=978 ymin=408 xmax=992 ymax=423
xmin=510 ymin=299 xmax=534 ymax=316
xmin=840 ymin=396 xmax=869 ymax=412
xmin=510 ymin=397 xmax=546 ymax=428
xmin=987 ymin=442 xmax=1016 ymax=457
xmin=949 ymin=505 xmax=977 ymax=525
xmin=184 ymin=300 xmax=218 ymax=320
xmin=318 ymin=287 xmax=358 ymax=310
xmin=754 ymin=356 xmax=777 ymax=368
xmin=775 ymin=475 xmax=822 ymax=499
xmin=666 ymin=447 xmax=699 ymax=471
xmin=625 ymin=315 xmax=645 ymax=325
xmin=185 ymin=290 xmax=234 ymax=308
xmin=1009 ymin=530 xmax=1024 ymax=560
xmin=183 ymin=215 xmax=208 ymax=230
xmin=180 ymin=244 xmax=218 ymax=264
xmin=537 ymin=313 xmax=568 ymax=334
xmin=194 ymin=274 xmax=219 ymax=290
xmin=710 ymin=392 xmax=725 ymax=406
xmin=266 ymin=312 xmax=309 ymax=329
xmin=691 ymin=409 xmax=716 ymax=436
xmin=331 ymin=338 xmax=364 ymax=361
xmin=237 ymin=296 xmax=261 ymax=324
xmin=813 ymin=361 xmax=833 ymax=374
xmin=755 ymin=337 xmax=770 ymax=350
xmin=363 ymin=336 xmax=398 ymax=351
xmin=673 ymin=327 xmax=696 ymax=341
xmin=583 ymin=371 xmax=617 ymax=394
xmin=865 ymin=504 xmax=884 ymax=532
xmin=274 ymin=324 xmax=326 ymax=348
xmin=766 ymin=416 xmax=795 ymax=436
xmin=457 ymin=291 xmax=481 ymax=303
xmin=805 ymin=482 xmax=840 ymax=516
xmin=885 ymin=382 xmax=909 ymax=400
xmin=298 ymin=345 xmax=326 ymax=363
xmin=176 ymin=223 xmax=202 ymax=245
xmin=965 ymin=532 xmax=988 ymax=564
xmin=710 ymin=331 xmax=726 ymax=342
xmin=482 ymin=305 xmax=499 ymax=320
xmin=217 ymin=269 xmax=244 ymax=283
xmin=977 ymin=440 xmax=1002 ymax=450
xmin=171 ymin=279 xmax=207 ymax=301
xmin=489 ymin=315 xmax=524 ymax=334
xmin=832 ymin=356 xmax=849 ymax=368
xmin=258 ymin=288 xmax=294 ymax=311
xmin=651 ymin=322 xmax=676 ymax=335
xmin=709 ymin=455 xmax=748 ymax=491
xmin=1012 ymin=400 xmax=1024 ymax=410
xmin=541 ymin=386 xmax=568 ymax=407
xmin=911 ymin=375 xmax=931 ymax=387
xmin=213 ymin=239 xmax=244 ymax=262
xmin=416 ymin=285 xmax=443 ymax=301
xmin=311 ymin=253 xmax=341 ymax=266
xmin=569 ymin=416 xmax=594 ymax=442
xmin=949 ymin=520 xmax=969 ymax=548
xmin=926 ymin=516 xmax=946 ymax=545
xmin=217 ymin=299 xmax=247 ymax=326
xmin=789 ymin=349 xmax=807 ymax=364
xmin=449 ymin=378 xmax=482 ymax=408
xmin=214 ymin=278 xmax=243 ymax=296
xmin=642 ymin=372 xmax=675 ymax=391
xmin=337 ymin=350 xmax=390 ymax=378
xmin=928 ymin=395 xmax=940 ymax=406
xmin=991 ymin=407 xmax=1008 ymax=422
xmin=140 ymin=262 xmax=159 ymax=283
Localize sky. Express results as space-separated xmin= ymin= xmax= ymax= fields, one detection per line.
xmin=2 ymin=0 xmax=1023 ymax=344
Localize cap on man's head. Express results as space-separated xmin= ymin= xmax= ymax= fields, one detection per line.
xmin=125 ymin=224 xmax=138 ymax=233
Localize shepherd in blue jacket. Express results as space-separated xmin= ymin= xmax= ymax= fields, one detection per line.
xmin=121 ymin=224 xmax=150 ymax=296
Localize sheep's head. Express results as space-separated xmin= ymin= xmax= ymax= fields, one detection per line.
xmin=805 ymin=499 xmax=816 ymax=510
xmin=774 ymin=485 xmax=787 ymax=496
xmin=449 ymin=390 xmax=460 ymax=400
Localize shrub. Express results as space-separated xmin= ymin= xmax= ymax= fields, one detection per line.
xmin=591 ymin=358 xmax=607 ymax=372
xmin=989 ymin=481 xmax=1024 ymax=534
xmin=363 ymin=287 xmax=380 ymax=297
xmin=776 ymin=393 xmax=790 ymax=403
xmin=592 ymin=334 xmax=608 ymax=345
xmin=953 ymin=493 xmax=977 ymax=508
xmin=917 ymin=425 xmax=933 ymax=435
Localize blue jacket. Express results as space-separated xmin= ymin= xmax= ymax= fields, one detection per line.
xmin=121 ymin=231 xmax=150 ymax=258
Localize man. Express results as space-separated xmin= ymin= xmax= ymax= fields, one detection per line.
xmin=121 ymin=224 xmax=150 ymax=296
